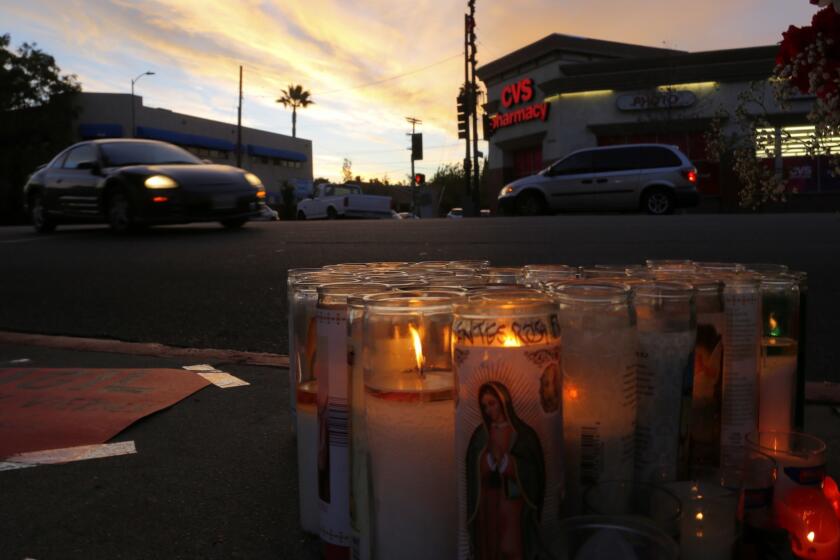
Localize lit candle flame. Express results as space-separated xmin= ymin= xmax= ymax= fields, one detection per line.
xmin=695 ymin=512 xmax=704 ymax=521
xmin=807 ymin=531 xmax=815 ymax=543
xmin=501 ymin=332 xmax=521 ymax=347
xmin=409 ymin=324 xmax=425 ymax=377
xmin=769 ymin=313 xmax=781 ymax=337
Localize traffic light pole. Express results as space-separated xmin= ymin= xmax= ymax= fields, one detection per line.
xmin=469 ymin=3 xmax=480 ymax=215
xmin=463 ymin=13 xmax=473 ymax=216
xmin=406 ymin=116 xmax=422 ymax=215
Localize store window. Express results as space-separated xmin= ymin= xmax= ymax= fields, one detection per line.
xmin=513 ymin=146 xmax=543 ymax=178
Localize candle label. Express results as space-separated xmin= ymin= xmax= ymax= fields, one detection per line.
xmin=721 ymin=290 xmax=761 ymax=467
xmin=690 ymin=311 xmax=725 ymax=467
xmin=783 ymin=464 xmax=826 ymax=486
xmin=454 ymin=316 xmax=562 ymax=560
xmin=316 ymin=307 xmax=352 ymax=550
xmin=635 ymin=330 xmax=696 ymax=482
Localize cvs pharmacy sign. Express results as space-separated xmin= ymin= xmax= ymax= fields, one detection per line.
xmin=491 ymin=77 xmax=549 ymax=132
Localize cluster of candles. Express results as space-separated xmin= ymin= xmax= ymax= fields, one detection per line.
xmin=286 ymin=259 xmax=836 ymax=559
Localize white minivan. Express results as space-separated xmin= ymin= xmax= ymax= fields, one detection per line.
xmin=497 ymin=144 xmax=699 ymax=216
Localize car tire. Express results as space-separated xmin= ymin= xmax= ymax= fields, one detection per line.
xmin=29 ymin=193 xmax=57 ymax=233
xmin=297 ymin=210 xmax=306 ymax=220
xmin=107 ymin=190 xmax=136 ymax=234
xmin=642 ymin=188 xmax=675 ymax=215
xmin=220 ymin=218 xmax=248 ymax=229
xmin=515 ymin=192 xmax=547 ymax=216
xmin=327 ymin=207 xmax=338 ymax=220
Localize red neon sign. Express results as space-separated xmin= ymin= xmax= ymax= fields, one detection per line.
xmin=501 ymin=78 xmax=534 ymax=108
xmin=492 ymin=77 xmax=548 ymax=131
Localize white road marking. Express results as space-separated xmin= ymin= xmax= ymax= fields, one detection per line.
xmin=0 ymin=441 xmax=137 ymax=471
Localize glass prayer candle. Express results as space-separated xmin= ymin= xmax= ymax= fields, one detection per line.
xmin=447 ymin=259 xmax=491 ymax=271
xmin=736 ymin=448 xmax=779 ymax=531
xmin=521 ymin=264 xmax=578 ymax=288
xmin=686 ymin=277 xmax=726 ymax=468
xmin=695 ymin=262 xmax=747 ymax=274
xmin=670 ymin=468 xmax=741 ymax=560
xmin=286 ymin=268 xmax=324 ymax=433
xmin=745 ymin=431 xmax=826 ymax=504
xmin=633 ymin=282 xmax=697 ymax=483
xmin=363 ymin=295 xmax=457 ymax=560
xmin=580 ymin=267 xmax=631 ymax=279
xmin=775 ymin=487 xmax=840 ymax=559
xmin=791 ymin=271 xmax=808 ymax=429
xmin=550 ymin=515 xmax=680 ymax=560
xmin=746 ymin=263 xmax=790 ymax=275
xmin=582 ymin=480 xmax=682 ymax=538
xmin=646 ymin=259 xmax=696 ymax=272
xmin=759 ymin=275 xmax=800 ymax=434
xmin=315 ymin=282 xmax=389 ymax=558
xmin=453 ymin=294 xmax=563 ymax=558
xmin=719 ymin=273 xmax=762 ymax=468
xmin=553 ymin=283 xmax=636 ymax=515
xmin=482 ymin=266 xmax=522 ymax=285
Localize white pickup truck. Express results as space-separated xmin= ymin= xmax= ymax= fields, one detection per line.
xmin=296 ymin=183 xmax=392 ymax=220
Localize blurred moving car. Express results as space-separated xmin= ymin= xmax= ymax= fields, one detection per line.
xmin=446 ymin=208 xmax=463 ymax=219
xmin=497 ymin=144 xmax=699 ymax=216
xmin=397 ymin=212 xmax=419 ymax=220
xmin=23 ymin=139 xmax=266 ymax=233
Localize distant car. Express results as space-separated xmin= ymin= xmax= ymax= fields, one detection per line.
xmin=497 ymin=144 xmax=699 ymax=216
xmin=446 ymin=208 xmax=463 ymax=219
xmin=296 ymin=183 xmax=392 ymax=220
xmin=397 ymin=212 xmax=419 ymax=220
xmin=23 ymin=139 xmax=266 ymax=233
xmin=254 ymin=206 xmax=279 ymax=221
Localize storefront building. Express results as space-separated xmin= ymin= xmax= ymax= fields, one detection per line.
xmin=477 ymin=34 xmax=829 ymax=211
xmin=73 ymin=93 xmax=313 ymax=205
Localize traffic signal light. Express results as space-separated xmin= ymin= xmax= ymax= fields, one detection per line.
xmin=414 ymin=173 xmax=426 ymax=185
xmin=411 ymin=133 xmax=423 ymax=161
xmin=457 ymin=94 xmax=469 ymax=140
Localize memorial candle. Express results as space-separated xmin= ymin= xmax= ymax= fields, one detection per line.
xmin=775 ymin=487 xmax=840 ymax=559
xmin=453 ymin=293 xmax=563 ymax=558
xmin=364 ymin=295 xmax=458 ymax=560
xmin=552 ymin=283 xmax=637 ymax=514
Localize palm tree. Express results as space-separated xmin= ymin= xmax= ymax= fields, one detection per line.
xmin=276 ymin=84 xmax=314 ymax=138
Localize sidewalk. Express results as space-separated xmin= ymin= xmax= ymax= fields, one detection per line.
xmin=2 ymin=339 xmax=840 ymax=559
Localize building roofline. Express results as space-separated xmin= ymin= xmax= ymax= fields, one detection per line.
xmin=476 ymin=33 xmax=684 ymax=82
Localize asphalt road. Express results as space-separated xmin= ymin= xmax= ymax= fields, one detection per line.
xmin=1 ymin=213 xmax=840 ymax=379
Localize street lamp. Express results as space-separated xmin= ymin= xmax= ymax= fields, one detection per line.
xmin=130 ymin=71 xmax=155 ymax=138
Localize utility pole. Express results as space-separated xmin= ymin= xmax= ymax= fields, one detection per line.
xmin=130 ymin=71 xmax=154 ymax=138
xmin=462 ymin=13 xmax=473 ymax=215
xmin=406 ymin=116 xmax=422 ymax=214
xmin=236 ymin=65 xmax=243 ymax=168
xmin=468 ymin=0 xmax=481 ymax=215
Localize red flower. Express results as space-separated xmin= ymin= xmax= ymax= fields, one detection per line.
xmin=812 ymin=5 xmax=840 ymax=34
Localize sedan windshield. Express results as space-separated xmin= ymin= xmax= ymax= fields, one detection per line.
xmin=100 ymin=142 xmax=202 ymax=167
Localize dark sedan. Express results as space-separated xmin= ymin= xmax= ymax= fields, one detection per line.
xmin=23 ymin=139 xmax=267 ymax=233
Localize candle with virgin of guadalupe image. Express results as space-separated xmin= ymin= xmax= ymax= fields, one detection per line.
xmin=453 ymin=293 xmax=563 ymax=560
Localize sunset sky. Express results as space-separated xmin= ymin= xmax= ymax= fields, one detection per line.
xmin=4 ymin=0 xmax=814 ymax=182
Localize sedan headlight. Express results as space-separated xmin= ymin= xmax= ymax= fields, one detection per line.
xmin=144 ymin=175 xmax=178 ymax=189
xmin=244 ymin=172 xmax=263 ymax=188
xmin=499 ymin=185 xmax=515 ymax=197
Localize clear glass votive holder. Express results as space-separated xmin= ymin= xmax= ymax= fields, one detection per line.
xmin=745 ymin=431 xmax=826 ymax=503
xmin=582 ymin=480 xmax=682 ymax=538
xmin=549 ymin=515 xmax=680 ymax=560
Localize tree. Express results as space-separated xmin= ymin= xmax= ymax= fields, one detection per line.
xmin=1 ymin=34 xmax=81 ymax=223
xmin=342 ymin=158 xmax=353 ymax=183
xmin=276 ymin=84 xmax=313 ymax=138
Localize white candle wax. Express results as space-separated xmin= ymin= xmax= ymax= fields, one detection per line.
xmin=758 ymin=337 xmax=797 ymax=434
xmin=296 ymin=380 xmax=319 ymax=534
xmin=365 ymin=372 xmax=456 ymax=560
xmin=563 ymin=325 xmax=637 ymax=514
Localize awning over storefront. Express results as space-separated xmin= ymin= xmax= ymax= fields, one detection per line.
xmin=136 ymin=126 xmax=235 ymax=151
xmin=79 ymin=123 xmax=124 ymax=139
xmin=246 ymin=144 xmax=308 ymax=162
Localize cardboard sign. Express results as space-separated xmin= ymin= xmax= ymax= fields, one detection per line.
xmin=0 ymin=368 xmax=210 ymax=459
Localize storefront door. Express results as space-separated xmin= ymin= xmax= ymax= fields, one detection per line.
xmin=513 ymin=146 xmax=543 ymax=179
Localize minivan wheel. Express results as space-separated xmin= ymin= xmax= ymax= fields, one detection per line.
xmin=642 ymin=189 xmax=674 ymax=215
xmin=515 ymin=192 xmax=546 ymax=216
xmin=30 ymin=193 xmax=57 ymax=233
xmin=327 ymin=207 xmax=338 ymax=220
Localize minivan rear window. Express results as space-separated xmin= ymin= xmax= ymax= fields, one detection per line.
xmin=638 ymin=147 xmax=681 ymax=169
